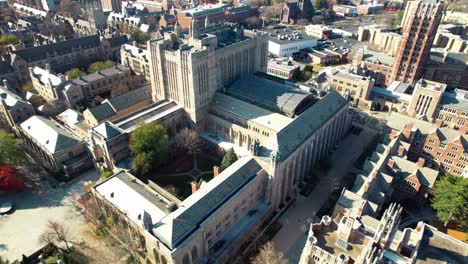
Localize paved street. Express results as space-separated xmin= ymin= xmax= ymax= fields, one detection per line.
xmin=272 ymin=126 xmax=377 ymax=263
xmin=0 ymin=170 xmax=99 ymax=261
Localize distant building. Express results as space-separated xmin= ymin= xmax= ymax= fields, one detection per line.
xmin=101 ymin=0 xmax=122 ymax=12
xmin=0 ymin=80 xmax=35 ymax=132
xmin=304 ymin=25 xmax=333 ymax=40
xmin=280 ymin=0 xmax=313 ymax=24
xmin=29 ymin=64 xmax=139 ymax=114
xmin=176 ymin=4 xmax=226 ymax=29
xmin=389 ymin=0 xmax=444 ymax=85
xmin=19 ymin=116 xmax=93 ymax=177
xmin=262 ymin=28 xmax=318 ymax=57
xmin=7 ymin=35 xmax=128 ymax=85
xmin=267 ymin=60 xmax=300 ymax=80
xmin=328 ymin=71 xmax=374 ymax=109
xmin=357 ymin=4 xmax=384 ymax=15
xmin=424 ymin=50 xmax=468 ymax=91
xmin=333 ymin=5 xmax=358 ymax=17
xmin=357 ymin=26 xmax=402 ymax=56
xmin=354 ymin=46 xmax=395 ymax=87
xmin=121 ymin=44 xmax=151 ymax=82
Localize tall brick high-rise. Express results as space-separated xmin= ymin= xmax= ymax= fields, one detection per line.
xmin=389 ymin=0 xmax=444 ymax=85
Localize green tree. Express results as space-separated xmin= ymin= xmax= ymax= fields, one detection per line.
xmin=397 ymin=10 xmax=404 ymax=26
xmin=131 ymin=28 xmax=150 ymax=44
xmin=313 ymin=0 xmax=328 ymax=10
xmin=130 ymin=122 xmax=168 ymax=175
xmin=0 ymin=130 xmax=27 ymax=168
xmin=65 ymin=68 xmax=86 ymax=79
xmin=220 ymin=148 xmax=238 ymax=171
xmin=0 ymin=34 xmax=19 ymax=45
xmin=431 ymin=174 xmax=468 ymax=226
xmin=88 ymin=60 xmax=115 ymax=73
xmin=100 ymin=171 xmax=113 ymax=180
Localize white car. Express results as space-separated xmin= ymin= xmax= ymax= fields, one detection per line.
xmin=0 ymin=202 xmax=14 ymax=215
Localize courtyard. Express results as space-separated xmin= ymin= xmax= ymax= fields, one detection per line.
xmin=147 ymin=152 xmax=221 ymax=200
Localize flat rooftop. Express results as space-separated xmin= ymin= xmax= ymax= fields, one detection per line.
xmin=262 ymin=28 xmax=317 ymax=45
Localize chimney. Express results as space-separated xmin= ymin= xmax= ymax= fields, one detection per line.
xmin=417 ymin=157 xmax=425 ymax=167
xmin=371 ymin=170 xmax=378 ymax=178
xmin=397 ymin=146 xmax=405 ymax=157
xmin=390 ymin=129 xmax=398 ymax=139
xmin=191 ymin=181 xmax=200 ymax=193
xmin=402 ymin=123 xmax=414 ymax=140
xmin=364 ymin=183 xmax=370 ymax=193
xmin=435 ymin=119 xmax=443 ymax=128
xmin=387 ymin=159 xmax=395 ymax=168
xmin=45 ymin=63 xmax=51 ymax=72
xmin=213 ymin=166 xmax=220 ymax=177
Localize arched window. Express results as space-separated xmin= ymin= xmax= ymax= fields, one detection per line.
xmin=182 ymin=254 xmax=190 ymax=264
xmin=191 ymin=246 xmax=198 ymax=261
xmin=161 ymin=256 xmax=167 ymax=264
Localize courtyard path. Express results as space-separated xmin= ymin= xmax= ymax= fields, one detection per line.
xmin=0 ymin=170 xmax=99 ymax=261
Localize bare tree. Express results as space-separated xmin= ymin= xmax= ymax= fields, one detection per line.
xmin=251 ymin=241 xmax=288 ymax=264
xmin=175 ymin=128 xmax=203 ymax=155
xmin=262 ymin=5 xmax=283 ymax=21
xmin=311 ymin=15 xmax=325 ymax=24
xmin=297 ymin=18 xmax=310 ymax=25
xmin=245 ymin=16 xmax=262 ymax=29
xmin=40 ymin=220 xmax=72 ymax=251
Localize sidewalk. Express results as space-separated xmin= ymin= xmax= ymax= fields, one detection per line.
xmin=271 ymin=128 xmax=377 ymax=263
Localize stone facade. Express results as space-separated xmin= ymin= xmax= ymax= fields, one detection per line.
xmin=0 ymin=80 xmax=36 ymax=132
xmin=328 ymin=71 xmax=374 ymax=109
xmin=148 ymin=22 xmax=268 ymax=124
xmin=121 ymin=44 xmax=151 ymax=83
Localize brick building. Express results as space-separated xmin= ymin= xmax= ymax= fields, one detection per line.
xmin=387 ymin=112 xmax=468 ymax=177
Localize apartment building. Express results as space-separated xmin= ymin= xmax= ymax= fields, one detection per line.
xmin=387 ymin=112 xmax=468 ymax=177
xmin=328 ymin=70 xmax=374 ymax=109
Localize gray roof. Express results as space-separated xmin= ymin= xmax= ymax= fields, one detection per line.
xmin=20 ymin=115 xmax=80 ymax=153
xmin=14 ymin=36 xmax=101 ymax=62
xmin=152 ymin=157 xmax=263 ymax=249
xmin=108 ymin=35 xmax=129 ymax=48
xmin=362 ymin=47 xmax=395 ymax=66
xmin=0 ymin=61 xmax=13 ymax=74
xmin=70 ymin=64 xmax=129 ymax=85
xmin=262 ymin=28 xmax=317 ymax=45
xmin=93 ymin=121 xmax=122 ymax=140
xmin=275 ymin=90 xmax=348 ymax=160
xmin=227 ymin=74 xmax=317 ymax=117
xmin=87 ymin=86 xmax=151 ymax=122
xmin=416 ymin=224 xmax=468 ymax=264
xmin=440 ymin=89 xmax=468 ymax=112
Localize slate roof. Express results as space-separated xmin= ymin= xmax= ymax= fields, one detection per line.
xmin=152 ymin=157 xmax=263 ymax=249
xmin=13 ymin=36 xmax=101 ymax=62
xmin=93 ymin=121 xmax=122 ymax=140
xmin=69 ymin=64 xmax=129 ymax=85
xmin=86 ymin=86 xmax=151 ymax=122
xmin=20 ymin=116 xmax=80 ymax=154
xmin=0 ymin=61 xmax=13 ymax=75
xmin=227 ymin=73 xmax=317 ymax=117
xmin=274 ymin=90 xmax=348 ymax=160
xmin=386 ymin=112 xmax=468 ymax=146
xmin=108 ymin=35 xmax=129 ymax=48
xmin=440 ymin=89 xmax=468 ymax=112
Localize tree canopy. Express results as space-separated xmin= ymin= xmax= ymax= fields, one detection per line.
xmin=0 ymin=130 xmax=27 ymax=168
xmin=88 ymin=60 xmax=114 ymax=73
xmin=175 ymin=128 xmax=203 ymax=155
xmin=65 ymin=68 xmax=86 ymax=79
xmin=0 ymin=34 xmax=19 ymax=46
xmin=314 ymin=0 xmax=328 ymax=10
xmin=131 ymin=28 xmax=150 ymax=44
xmin=220 ymin=148 xmax=238 ymax=171
xmin=130 ymin=122 xmax=168 ymax=175
xmin=251 ymin=241 xmax=288 ymax=264
xmin=431 ymin=174 xmax=468 ymax=226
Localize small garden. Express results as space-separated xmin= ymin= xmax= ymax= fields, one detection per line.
xmin=129 ymin=123 xmax=239 ymax=200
